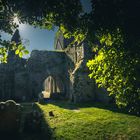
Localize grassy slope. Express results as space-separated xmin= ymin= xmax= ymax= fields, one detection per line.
xmin=34 ymin=101 xmax=140 ymax=140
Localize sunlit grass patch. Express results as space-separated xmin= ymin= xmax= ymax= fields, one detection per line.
xmin=36 ymin=101 xmax=140 ymax=140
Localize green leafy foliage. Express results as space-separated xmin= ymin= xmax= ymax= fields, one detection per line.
xmin=0 ymin=0 xmax=83 ymax=61
xmin=0 ymin=40 xmax=29 ymax=63
xmin=0 ymin=47 xmax=8 ymax=63
xmin=15 ymin=43 xmax=29 ymax=58
xmin=0 ymin=0 xmax=82 ymax=33
xmin=59 ymin=24 xmax=86 ymax=46
xmin=87 ymin=29 xmax=140 ymax=114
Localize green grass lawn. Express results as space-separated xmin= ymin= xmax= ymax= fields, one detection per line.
xmin=22 ymin=101 xmax=140 ymax=140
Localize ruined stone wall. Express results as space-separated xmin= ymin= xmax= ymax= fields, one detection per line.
xmin=0 ymin=50 xmax=69 ymax=101
xmin=0 ymin=32 xmax=110 ymax=103
xmin=63 ymin=41 xmax=110 ymax=103
xmin=64 ymin=42 xmax=97 ymax=103
xmin=0 ymin=56 xmax=30 ymax=101
xmin=27 ymin=50 xmax=68 ymax=100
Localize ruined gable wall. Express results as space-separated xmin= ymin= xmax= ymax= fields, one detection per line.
xmin=64 ymin=41 xmax=110 ymax=103
xmin=26 ymin=50 xmax=68 ymax=100
xmin=64 ymin=42 xmax=96 ymax=103
xmin=0 ymin=49 xmax=69 ymax=101
xmin=55 ymin=32 xmax=99 ymax=103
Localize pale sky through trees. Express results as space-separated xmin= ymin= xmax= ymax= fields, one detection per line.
xmin=1 ymin=0 xmax=91 ymax=57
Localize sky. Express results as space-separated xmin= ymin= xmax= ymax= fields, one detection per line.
xmin=2 ymin=25 xmax=58 ymax=52
xmin=1 ymin=0 xmax=92 ymax=57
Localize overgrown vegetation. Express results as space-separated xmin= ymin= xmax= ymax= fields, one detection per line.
xmin=87 ymin=29 xmax=140 ymax=114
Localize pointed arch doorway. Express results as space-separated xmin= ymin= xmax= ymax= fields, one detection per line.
xmin=42 ymin=76 xmax=64 ymax=99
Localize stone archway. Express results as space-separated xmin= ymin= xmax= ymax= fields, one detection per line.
xmin=42 ymin=76 xmax=65 ymax=98
xmin=54 ymin=76 xmax=65 ymax=93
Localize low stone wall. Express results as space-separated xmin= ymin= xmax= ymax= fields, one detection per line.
xmin=0 ymin=100 xmax=21 ymax=134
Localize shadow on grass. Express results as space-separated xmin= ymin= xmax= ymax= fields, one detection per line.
xmin=34 ymin=103 xmax=53 ymax=140
xmin=0 ymin=102 xmax=53 ymax=140
xmin=19 ymin=103 xmax=53 ymax=140
xmin=48 ymin=100 xmax=137 ymax=117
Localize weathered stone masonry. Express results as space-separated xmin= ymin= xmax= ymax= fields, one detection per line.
xmin=0 ymin=30 xmax=110 ymax=103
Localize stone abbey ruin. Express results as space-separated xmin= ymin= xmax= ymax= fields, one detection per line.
xmin=0 ymin=30 xmax=110 ymax=103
